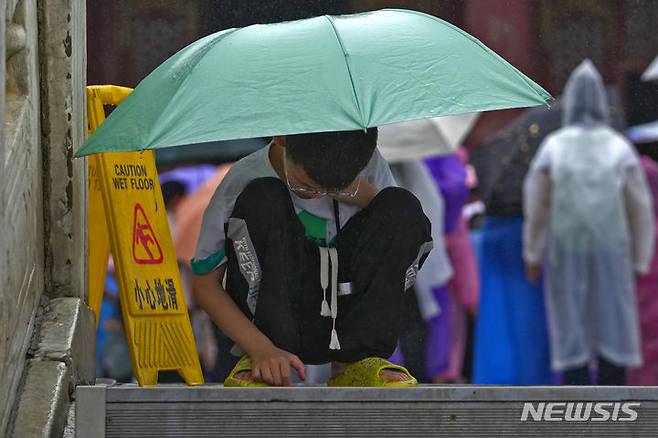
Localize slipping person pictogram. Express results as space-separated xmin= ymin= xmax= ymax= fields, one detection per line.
xmin=132 ymin=203 xmax=164 ymax=264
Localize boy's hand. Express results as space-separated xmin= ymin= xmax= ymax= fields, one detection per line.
xmin=250 ymin=344 xmax=306 ymax=386
xmin=192 ymin=269 xmax=305 ymax=386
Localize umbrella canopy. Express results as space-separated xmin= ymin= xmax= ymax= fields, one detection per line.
xmin=155 ymin=138 xmax=269 ymax=169
xmin=471 ymin=88 xmax=625 ymax=217
xmin=642 ymin=55 xmax=658 ymax=82
xmin=378 ymin=113 xmax=480 ymax=163
xmin=628 ymin=120 xmax=658 ymax=144
xmin=76 ymin=9 xmax=550 ymax=157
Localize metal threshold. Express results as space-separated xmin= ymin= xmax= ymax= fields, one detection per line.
xmin=76 ymin=384 xmax=658 ymax=437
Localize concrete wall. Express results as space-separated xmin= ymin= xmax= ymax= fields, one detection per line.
xmin=39 ymin=0 xmax=87 ymax=301
xmin=1 ymin=0 xmax=44 ymax=435
xmin=1 ymin=0 xmax=89 ymax=436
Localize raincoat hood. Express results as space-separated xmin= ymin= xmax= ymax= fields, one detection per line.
xmin=562 ymin=60 xmax=610 ymax=127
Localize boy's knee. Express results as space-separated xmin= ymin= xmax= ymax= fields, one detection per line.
xmin=241 ymin=177 xmax=288 ymax=200
xmin=375 ymin=187 xmax=425 ymax=220
xmin=371 ymin=187 xmax=431 ymax=241
xmin=233 ymin=177 xmax=291 ymax=219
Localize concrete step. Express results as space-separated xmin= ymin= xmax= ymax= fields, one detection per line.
xmin=75 ymin=384 xmax=658 ymax=437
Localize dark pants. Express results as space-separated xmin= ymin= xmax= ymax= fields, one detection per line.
xmin=223 ymin=177 xmax=432 ymax=365
xmin=563 ymin=357 xmax=626 ymax=385
xmin=398 ymin=287 xmax=429 ymax=383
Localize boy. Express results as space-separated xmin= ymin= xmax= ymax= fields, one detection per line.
xmin=192 ymin=129 xmax=432 ymax=386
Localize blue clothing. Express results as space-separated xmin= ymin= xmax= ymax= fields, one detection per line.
xmin=95 ymin=274 xmax=121 ymax=377
xmin=472 ymin=217 xmax=552 ymax=384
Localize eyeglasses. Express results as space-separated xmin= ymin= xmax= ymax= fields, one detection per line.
xmin=283 ymin=150 xmax=360 ymax=198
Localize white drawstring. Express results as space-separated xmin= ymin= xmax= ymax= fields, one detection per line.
xmin=328 ymin=247 xmax=340 ymax=350
xmin=319 ymin=247 xmax=331 ymax=317
xmin=319 ymin=246 xmax=341 ymax=350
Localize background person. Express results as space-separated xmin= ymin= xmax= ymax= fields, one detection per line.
xmin=523 ymin=60 xmax=655 ymax=385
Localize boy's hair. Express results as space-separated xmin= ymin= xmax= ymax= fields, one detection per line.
xmin=286 ymin=128 xmax=378 ymax=190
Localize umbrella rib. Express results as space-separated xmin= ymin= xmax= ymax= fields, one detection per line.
xmin=324 ymin=15 xmax=366 ymax=128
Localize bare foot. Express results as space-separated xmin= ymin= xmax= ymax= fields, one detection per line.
xmin=379 ymin=369 xmax=412 ymax=382
xmin=234 ymin=371 xmax=255 ymax=382
xmin=331 ymin=362 xmax=412 ymax=382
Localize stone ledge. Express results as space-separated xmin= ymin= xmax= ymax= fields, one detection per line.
xmin=11 ymin=360 xmax=70 ymax=437
xmin=62 ymin=401 xmax=75 ymax=438
xmin=33 ymin=297 xmax=95 ymax=386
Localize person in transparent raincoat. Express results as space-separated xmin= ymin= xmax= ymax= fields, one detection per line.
xmin=523 ymin=60 xmax=655 ymax=385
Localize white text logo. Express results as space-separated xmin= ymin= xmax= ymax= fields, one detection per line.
xmin=520 ymin=402 xmax=640 ymax=422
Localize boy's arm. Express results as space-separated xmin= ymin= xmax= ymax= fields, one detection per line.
xmin=192 ymin=268 xmax=305 ymax=385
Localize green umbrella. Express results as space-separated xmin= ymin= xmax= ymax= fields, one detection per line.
xmin=155 ymin=138 xmax=269 ymax=169
xmin=76 ymin=9 xmax=551 ymax=157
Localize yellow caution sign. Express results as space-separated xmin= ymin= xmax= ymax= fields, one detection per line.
xmin=86 ymin=85 xmax=203 ymax=386
xmin=86 ymin=85 xmax=133 ymax=325
xmin=87 ymin=154 xmax=109 ymax=325
xmin=96 ymin=150 xmax=203 ymax=386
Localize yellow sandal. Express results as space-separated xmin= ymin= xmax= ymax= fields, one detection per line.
xmin=327 ymin=357 xmax=417 ymax=387
xmin=223 ymin=355 xmax=269 ymax=387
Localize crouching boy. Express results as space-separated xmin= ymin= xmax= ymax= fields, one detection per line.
xmin=192 ymin=129 xmax=432 ymax=386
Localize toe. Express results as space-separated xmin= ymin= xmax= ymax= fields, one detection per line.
xmin=380 ymin=369 xmax=411 ymax=382
xmin=235 ymin=371 xmax=254 ymax=382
